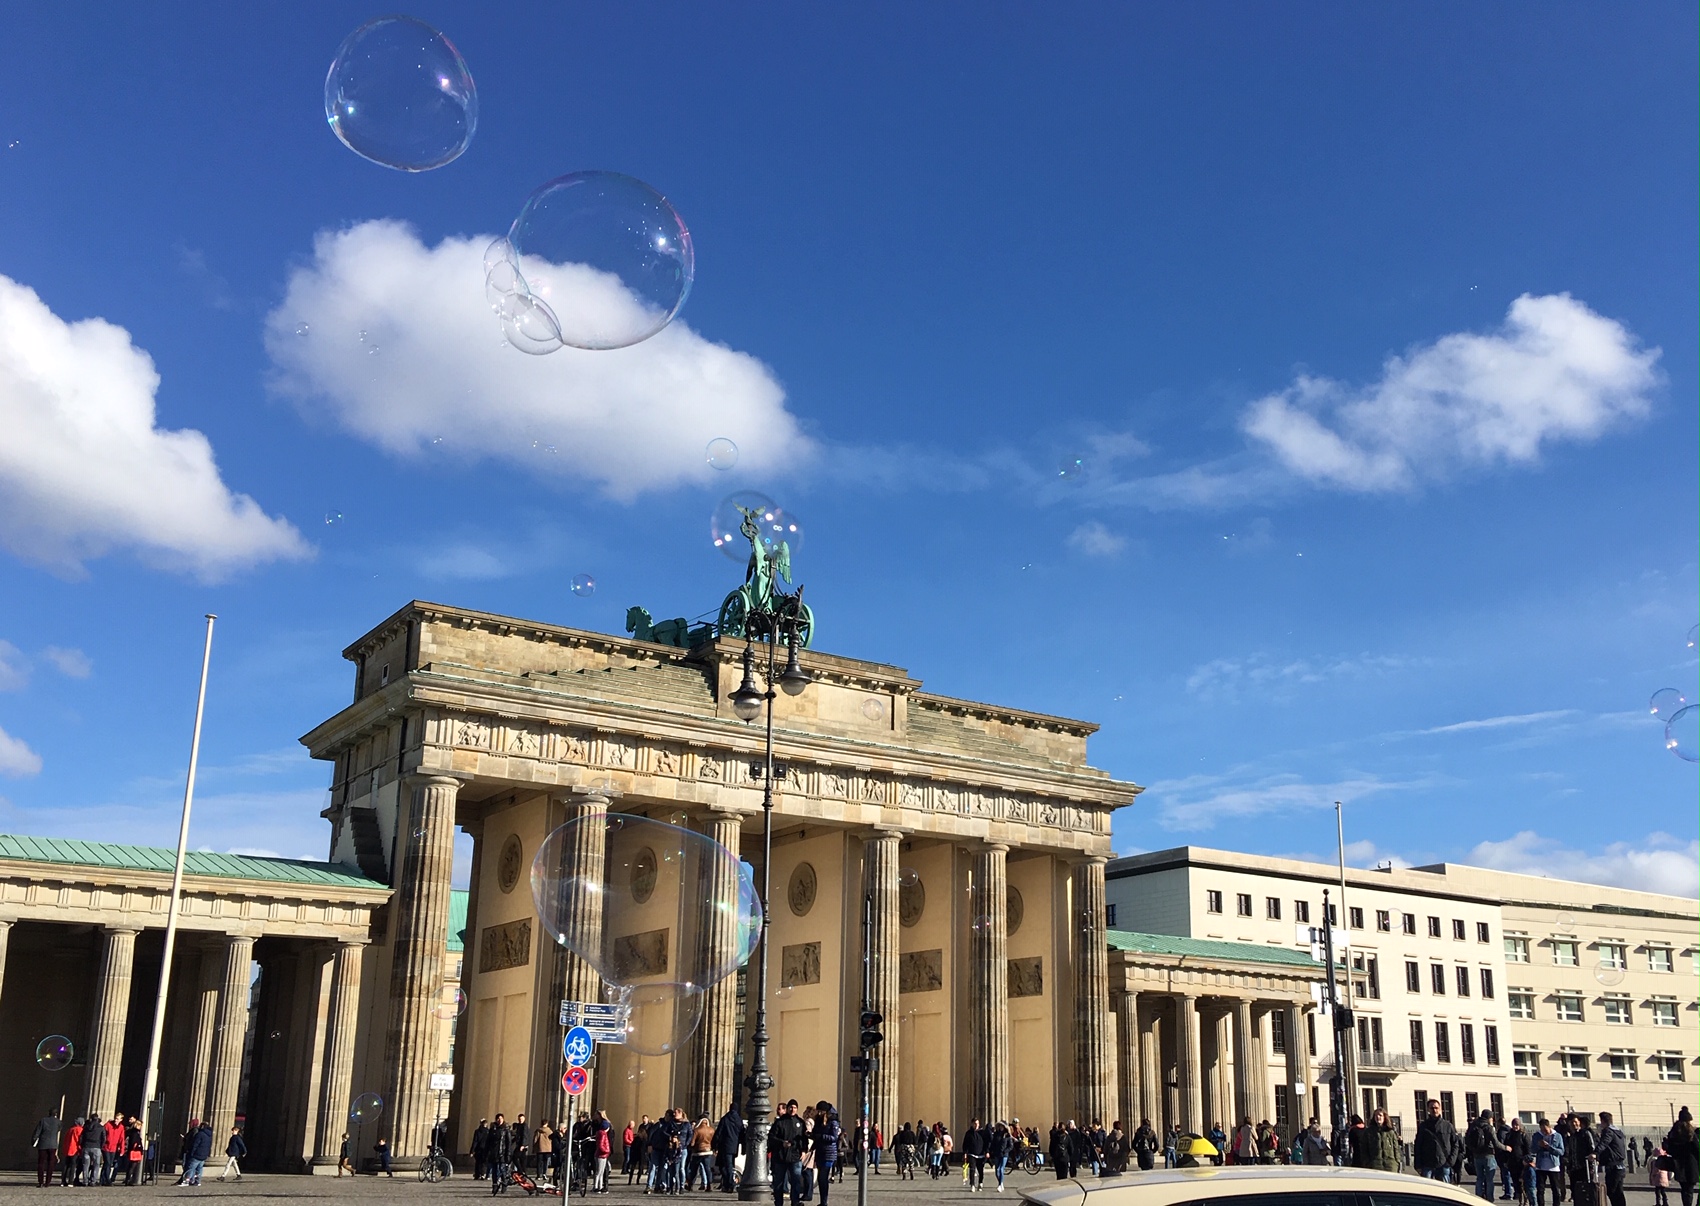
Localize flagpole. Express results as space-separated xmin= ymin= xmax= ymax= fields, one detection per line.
xmin=136 ymin=614 xmax=217 ymax=1141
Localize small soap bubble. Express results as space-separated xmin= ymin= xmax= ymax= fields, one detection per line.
xmin=325 ymin=511 xmax=343 ymax=526
xmin=625 ymin=1064 xmax=647 ymax=1083
xmin=861 ymin=698 xmax=885 ymax=721
xmin=268 ymin=1030 xmax=283 ymax=1040
xmin=1554 ymin=912 xmax=1575 ymax=932
xmin=502 ymin=171 xmax=694 ymax=351
xmin=897 ymin=867 xmax=920 ymax=889
xmin=495 ymin=290 xmax=564 ymax=355
xmin=35 ymin=1035 xmax=73 ymax=1071
xmin=349 ymin=1092 xmax=384 ymax=1124
xmin=570 ymin=573 xmax=596 ymax=598
xmin=295 ymin=322 xmax=310 ymax=337
xmin=367 ymin=344 xmax=380 ymax=356
xmin=970 ymin=914 xmax=992 ymax=933
xmin=1666 ymin=705 xmax=1698 ymax=763
xmin=1594 ymin=964 xmax=1625 ymax=987
xmin=325 ymin=16 xmax=477 ymax=172
xmin=775 ymin=984 xmax=795 ymax=1002
xmin=1650 ymin=688 xmax=1688 ymax=722
xmin=358 ymin=330 xmax=369 ymax=343
xmin=430 ymin=986 xmax=468 ymax=1020
xmin=614 ymin=982 xmax=705 ymax=1057
xmin=1057 ymin=457 xmax=1084 ymax=480
xmin=710 ymin=492 xmax=803 ymax=563
xmin=1687 ymin=623 xmax=1698 ymax=650
xmin=706 ymin=438 xmax=739 ymax=471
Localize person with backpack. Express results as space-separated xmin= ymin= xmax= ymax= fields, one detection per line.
xmin=1131 ymin=1120 xmax=1158 ymax=1171
xmin=1467 ymin=1111 xmax=1508 ymax=1201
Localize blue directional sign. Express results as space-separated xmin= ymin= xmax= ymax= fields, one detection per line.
xmin=563 ymin=1026 xmax=594 ymax=1068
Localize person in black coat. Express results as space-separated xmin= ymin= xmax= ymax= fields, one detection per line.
xmin=489 ymin=1113 xmax=514 ymax=1195
xmin=1132 ymin=1121 xmax=1158 ymax=1172
xmin=1664 ymin=1108 xmax=1698 ymax=1206
xmin=1048 ymin=1124 xmax=1071 ymax=1180
xmin=473 ymin=1120 xmax=491 ymax=1181
xmin=713 ymin=1106 xmax=742 ymax=1194
xmin=1415 ymin=1100 xmax=1459 ymax=1181
xmin=1565 ymin=1116 xmax=1597 ymax=1206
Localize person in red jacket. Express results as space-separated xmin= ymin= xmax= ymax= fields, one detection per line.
xmin=103 ymin=1116 xmax=125 ymax=1185
xmin=63 ymin=1118 xmax=83 ymax=1186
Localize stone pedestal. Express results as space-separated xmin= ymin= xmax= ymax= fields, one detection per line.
xmin=382 ymin=773 xmax=461 ymax=1158
xmin=967 ymin=843 xmax=1010 ymax=1121
xmin=313 ymin=940 xmax=366 ymax=1165
xmin=1071 ymin=857 xmax=1111 ymax=1124
xmin=687 ymin=809 xmax=745 ymax=1121
xmin=863 ymin=830 xmax=902 ymax=1134
xmin=84 ymin=925 xmax=140 ymax=1116
xmin=206 ymin=935 xmax=257 ymax=1135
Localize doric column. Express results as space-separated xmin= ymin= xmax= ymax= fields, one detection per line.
xmin=382 ymin=773 xmax=461 ymax=1158
xmin=205 ymin=934 xmax=257 ymax=1135
xmin=1214 ymin=1008 xmax=1233 ymax=1129
xmin=1114 ymin=990 xmax=1139 ymax=1129
xmin=84 ymin=925 xmax=141 ymax=1114
xmin=184 ymin=943 xmax=224 ymax=1123
xmin=1174 ymin=992 xmax=1201 ymax=1134
xmin=535 ymin=787 xmax=610 ymax=1126
xmin=967 ymin=843 xmax=1010 ymax=1121
xmin=863 ymin=829 xmax=902 ymax=1134
xmin=1138 ymin=1004 xmax=1160 ymax=1127
xmin=313 ymin=940 xmax=367 ymax=1166
xmin=446 ymin=821 xmax=483 ymax=1154
xmin=1249 ymin=1003 xmax=1270 ymax=1123
xmin=1071 ymin=857 xmax=1111 ymax=1124
xmin=0 ymin=917 xmax=12 ymax=1004
xmin=687 ymin=808 xmax=746 ymax=1121
xmin=1232 ymin=997 xmax=1255 ymax=1125
xmin=1283 ymin=1003 xmax=1308 ymax=1133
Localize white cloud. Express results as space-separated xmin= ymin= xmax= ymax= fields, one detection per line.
xmin=40 ymin=645 xmax=92 ymax=679
xmin=1243 ymin=294 xmax=1660 ymax=491
xmin=0 ymin=274 xmax=309 ymax=579
xmin=1186 ymin=650 xmax=1416 ymax=702
xmin=1460 ymin=830 xmax=1699 ymax=899
xmin=1143 ymin=769 xmax=1419 ymax=831
xmin=0 ymin=641 xmax=27 ymax=691
xmin=264 ymin=220 xmax=812 ymax=500
xmin=0 ymin=725 xmax=42 ymax=776
xmin=1417 ymin=709 xmax=1576 ymax=735
xmin=1067 ymin=520 xmax=1126 ymax=557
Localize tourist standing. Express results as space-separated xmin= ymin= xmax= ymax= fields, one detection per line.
xmin=1596 ymin=1113 xmax=1628 ymax=1206
xmin=767 ymin=1100 xmax=807 ymax=1206
xmin=473 ymin=1119 xmax=492 ymax=1181
xmin=489 ymin=1112 xmax=514 ymax=1194
xmin=30 ymin=1110 xmax=60 ymax=1187
xmin=714 ymin=1104 xmax=742 ymax=1193
xmin=183 ymin=1121 xmax=214 ymax=1185
xmin=1416 ymin=1100 xmax=1459 ymax=1182
xmin=1565 ymin=1115 xmax=1597 ymax=1206
xmin=1467 ymin=1111 xmax=1507 ymax=1201
xmin=816 ymin=1108 xmax=842 ymax=1204
xmin=1664 ymin=1108 xmax=1697 ymax=1206
xmin=1131 ymin=1119 xmax=1157 ymax=1171
xmin=1532 ymin=1119 xmax=1566 ymax=1206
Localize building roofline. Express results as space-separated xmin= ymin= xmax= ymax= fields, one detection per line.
xmin=0 ymin=833 xmax=388 ymax=894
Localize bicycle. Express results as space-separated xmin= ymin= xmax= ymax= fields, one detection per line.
xmin=418 ymin=1145 xmax=453 ymax=1183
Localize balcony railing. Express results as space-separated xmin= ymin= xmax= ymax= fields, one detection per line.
xmin=1318 ymin=1049 xmax=1417 ymax=1074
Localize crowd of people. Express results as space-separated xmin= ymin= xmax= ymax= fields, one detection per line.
xmin=25 ymin=1111 xmax=253 ymax=1188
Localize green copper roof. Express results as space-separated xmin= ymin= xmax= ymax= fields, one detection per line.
xmin=0 ymin=833 xmax=385 ymax=891
xmin=448 ymin=888 xmax=468 ymax=952
xmin=1106 ymin=928 xmax=1320 ymax=969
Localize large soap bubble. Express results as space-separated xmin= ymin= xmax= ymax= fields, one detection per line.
xmin=325 ymin=16 xmax=478 ymax=171
xmin=710 ymin=491 xmax=804 ymax=563
xmin=1650 ymin=688 xmax=1688 ymax=722
xmin=531 ymin=814 xmax=758 ymax=1055
xmin=494 ymin=171 xmax=694 ymax=351
xmin=1666 ymin=704 xmax=1697 ymax=762
xmin=349 ymin=1092 xmax=384 ymax=1124
xmin=35 ymin=1035 xmax=73 ymax=1071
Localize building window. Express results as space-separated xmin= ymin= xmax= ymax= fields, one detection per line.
xmin=1505 ymin=935 xmax=1530 ymax=964
xmin=1609 ymin=1050 xmax=1638 ymax=1080
xmin=1402 ymin=912 xmax=1417 ymax=935
xmin=1603 ymin=995 xmax=1632 ymax=1025
xmin=1465 ymin=1092 xmax=1480 ymax=1120
xmin=1307 ymin=1010 xmax=1317 ymax=1056
xmin=1428 ymin=916 xmax=1443 ymax=938
xmin=1599 ymin=941 xmax=1627 ymax=970
xmin=1295 ymin=900 xmax=1310 ymax=924
xmin=1266 ymin=896 xmax=1282 ymax=920
xmin=1105 ymin=903 xmax=1117 ymax=928
xmin=1431 ymin=964 xmax=1446 ymax=995
xmin=1439 ymin=1091 xmax=1455 ymax=1124
xmin=1477 ymin=921 xmax=1491 ymax=943
xmin=1236 ymin=892 xmax=1253 ymax=917
xmin=1327 ymin=903 xmax=1338 ymax=925
xmin=1377 ymin=909 xmax=1391 ymax=932
xmin=1274 ymin=1085 xmax=1290 ymax=1128
xmin=1480 ymin=968 xmax=1495 ymax=999
xmin=1558 ymin=1049 xmax=1590 ymax=1079
xmin=1452 ymin=919 xmax=1467 ymax=941
xmin=1485 ymin=1025 xmax=1500 ymax=1066
xmin=1271 ymin=1009 xmax=1287 ymax=1054
xmin=1649 ymin=945 xmax=1674 ymax=973
xmin=1553 ymin=939 xmax=1579 ymax=967
xmin=1490 ymin=1092 xmax=1505 ymax=1119
xmin=1556 ymin=992 xmax=1584 ymax=1023
xmin=1406 ymin=961 xmax=1421 ymax=993
xmin=1409 ymin=1018 xmax=1426 ymax=1062
xmin=1206 ymin=889 xmax=1223 ymax=914
xmin=1654 ymin=1052 xmax=1686 ymax=1082
xmin=1414 ymin=1089 xmax=1428 ymax=1116
xmin=1350 ymin=906 xmax=1365 ymax=929
xmin=1513 ymin=1046 xmax=1540 ymax=1077
xmin=1650 ymin=998 xmax=1679 ymax=1027
xmin=1460 ymin=1023 xmax=1476 ymax=1064
xmin=1435 ymin=1021 xmax=1452 ymax=1063
xmin=1456 ymin=966 xmax=1472 ymax=997
xmin=1508 ymin=989 xmax=1535 ymax=1020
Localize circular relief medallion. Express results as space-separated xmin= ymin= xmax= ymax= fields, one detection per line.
xmin=497 ymin=834 xmax=523 ymax=894
xmin=788 ymin=862 xmax=818 ymax=917
xmin=1007 ymin=885 xmax=1025 ymax=937
xmin=630 ymin=847 xmax=658 ymax=904
xmin=899 ymin=876 xmax=926 ymax=928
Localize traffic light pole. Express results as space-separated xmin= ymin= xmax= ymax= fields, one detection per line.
xmin=857 ymin=890 xmax=873 ymax=1206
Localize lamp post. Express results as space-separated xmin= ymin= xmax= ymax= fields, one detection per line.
xmin=730 ymin=586 xmax=812 ymax=1201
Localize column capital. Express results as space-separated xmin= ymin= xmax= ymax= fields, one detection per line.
xmin=970 ymin=840 xmax=1010 ymax=855
xmin=405 ymin=771 xmax=465 ymax=790
xmin=1071 ymin=853 xmax=1110 ymax=868
xmin=867 ymin=825 xmax=908 ymax=840
xmin=102 ymin=923 xmax=145 ymax=935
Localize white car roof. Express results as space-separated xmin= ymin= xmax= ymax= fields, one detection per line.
xmin=1021 ymin=1166 xmax=1483 ymax=1206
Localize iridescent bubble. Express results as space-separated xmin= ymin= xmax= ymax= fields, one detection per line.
xmin=625 ymin=1064 xmax=647 ymax=1083
xmin=710 ymin=491 xmax=803 ymax=563
xmin=970 ymin=914 xmax=992 ymax=933
xmin=1554 ymin=912 xmax=1576 ymax=933
xmin=268 ymin=1030 xmax=283 ymax=1041
xmin=774 ymin=984 xmax=795 ymax=1002
xmin=1057 ymin=457 xmax=1084 ymax=480
xmin=325 ymin=511 xmax=343 ymax=526
xmin=295 ymin=323 xmax=310 ymax=337
xmin=570 ymin=573 xmax=596 ymax=598
xmin=349 ymin=1092 xmax=384 ymax=1124
xmin=34 ymin=1035 xmax=73 ymax=1071
xmin=325 ymin=16 xmax=477 ymax=172
xmin=430 ymin=986 xmax=467 ymax=1020
xmin=531 ymin=814 xmax=758 ymax=1055
xmin=861 ymin=698 xmax=886 ymax=721
xmin=1666 ymin=705 xmax=1698 ymax=763
xmin=503 ymin=171 xmax=693 ymax=351
xmin=706 ymin=438 xmax=738 ymax=471
xmin=494 ymin=291 xmax=563 ymax=355
xmin=897 ymin=868 xmax=920 ymax=889
xmin=1594 ymin=964 xmax=1625 ymax=987
xmin=1688 ymin=624 xmax=1698 ymax=650
xmin=1650 ymin=688 xmax=1688 ymax=722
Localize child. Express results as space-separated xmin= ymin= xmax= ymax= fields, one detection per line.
xmin=1650 ymin=1146 xmax=1671 ymax=1206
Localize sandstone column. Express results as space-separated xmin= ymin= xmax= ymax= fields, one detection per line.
xmin=313 ymin=940 xmax=367 ymax=1166
xmin=382 ymin=773 xmax=461 ymax=1157
xmin=84 ymin=925 xmax=141 ymax=1114
xmin=533 ymin=787 xmax=610 ymax=1125
xmin=1114 ymin=990 xmax=1139 ymax=1129
xmin=1283 ymin=1003 xmax=1308 ymax=1134
xmin=1248 ymin=1003 xmax=1270 ymax=1123
xmin=1174 ymin=992 xmax=1201 ymax=1134
xmin=184 ymin=943 xmax=225 ymax=1123
xmin=205 ymin=934 xmax=257 ymax=1135
xmin=1071 ymin=857 xmax=1111 ymax=1124
xmin=1138 ymin=1005 xmax=1160 ymax=1126
xmin=687 ymin=808 xmax=747 ymax=1122
xmin=863 ymin=829 xmax=902 ymax=1134
xmin=968 ymin=843 xmax=1010 ymax=1121
xmin=1232 ymin=997 xmax=1255 ymax=1126
xmin=0 ymin=917 xmax=12 ymax=1004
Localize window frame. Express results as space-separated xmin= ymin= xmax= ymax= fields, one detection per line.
xmin=1608 ymin=1050 xmax=1638 ymax=1081
xmin=1602 ymin=994 xmax=1632 ymax=1026
xmin=1513 ymin=1046 xmax=1540 ymax=1078
xmin=1648 ymin=945 xmax=1674 ymax=973
xmin=1476 ymin=921 xmax=1491 ymax=943
xmin=1206 ymin=889 xmax=1223 ymax=914
xmin=1349 ymin=906 xmax=1365 ymax=929
xmin=1431 ymin=963 xmax=1446 ymax=995
xmin=1408 ymin=1017 xmax=1426 ymax=1062
xmin=1460 ymin=1022 xmax=1476 ymax=1065
xmin=1435 ymin=1020 xmax=1452 ymax=1063
xmin=1558 ymin=1049 xmax=1590 ymax=1080
xmin=1405 ymin=960 xmax=1421 ymax=993
xmin=1455 ymin=965 xmax=1471 ymax=997
xmin=1552 ymin=938 xmax=1579 ymax=967
xmin=1428 ymin=916 xmax=1442 ymax=938
xmin=1401 ymin=912 xmax=1417 ymax=935
xmin=1505 ymin=935 xmax=1530 ymax=964
xmin=1376 ymin=909 xmax=1391 ymax=932
xmin=1484 ymin=1024 xmax=1500 ymax=1066
xmin=1266 ymin=896 xmax=1282 ymax=921
xmin=1295 ymin=900 xmax=1310 ymax=924
xmin=1598 ymin=941 xmax=1627 ymax=970
xmin=1649 ymin=998 xmax=1679 ymax=1028
xmin=1479 ymin=967 xmax=1494 ymax=999
xmin=1236 ymin=892 xmax=1253 ymax=918
xmin=1452 ymin=918 xmax=1467 ymax=941
xmin=1555 ymin=992 xmax=1585 ymax=1023
xmin=1507 ymin=988 xmax=1535 ymax=1020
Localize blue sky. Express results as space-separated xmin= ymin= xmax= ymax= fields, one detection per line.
xmin=0 ymin=4 xmax=1694 ymax=896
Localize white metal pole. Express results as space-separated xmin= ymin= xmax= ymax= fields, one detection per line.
xmin=136 ymin=614 xmax=217 ymax=1136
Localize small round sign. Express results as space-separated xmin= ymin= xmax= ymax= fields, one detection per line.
xmin=563 ymin=1026 xmax=594 ymax=1068
xmin=562 ymin=1065 xmax=589 ymax=1096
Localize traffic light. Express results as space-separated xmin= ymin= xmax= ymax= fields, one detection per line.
xmin=858 ymin=1010 xmax=884 ymax=1049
